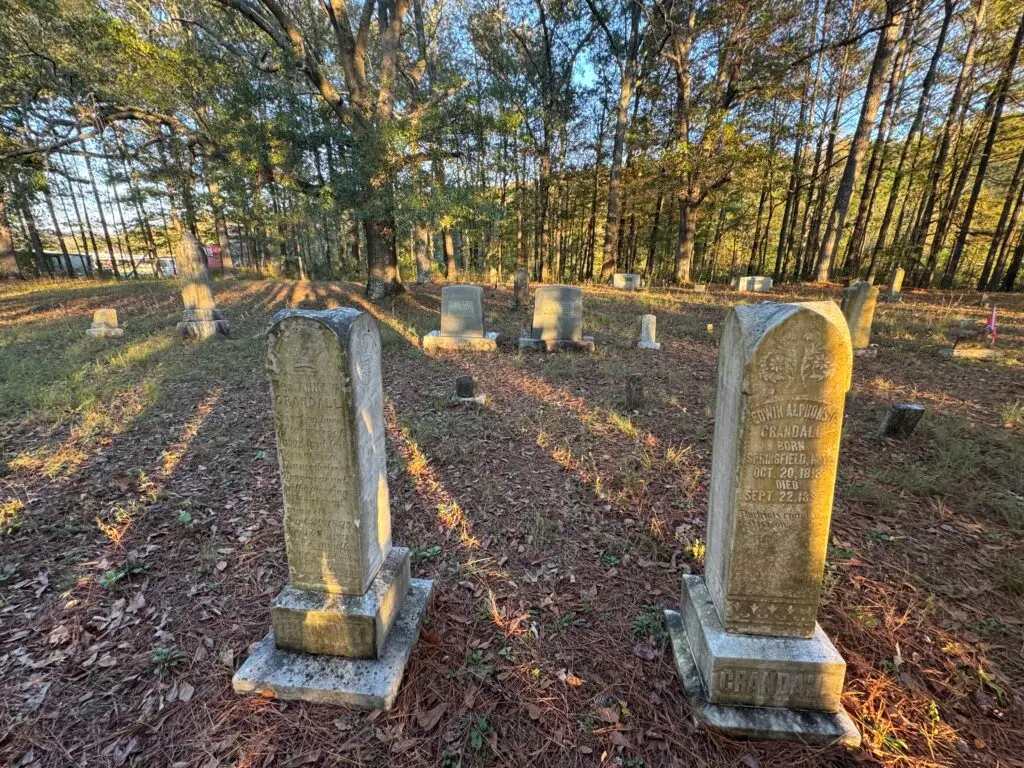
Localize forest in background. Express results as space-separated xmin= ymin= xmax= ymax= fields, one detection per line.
xmin=1 ymin=0 xmax=1023 ymax=296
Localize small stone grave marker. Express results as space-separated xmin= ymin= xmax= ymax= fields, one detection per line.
xmin=87 ymin=308 xmax=123 ymax=338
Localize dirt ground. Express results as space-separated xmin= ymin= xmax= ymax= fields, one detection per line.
xmin=1 ymin=277 xmax=1022 ymax=768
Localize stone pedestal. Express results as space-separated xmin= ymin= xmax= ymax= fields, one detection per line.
xmin=234 ymin=309 xmax=432 ymax=710
xmin=423 ymin=285 xmax=500 ymax=351
xmin=87 ymin=308 xmax=123 ymax=338
xmin=637 ymin=314 xmax=661 ymax=350
xmin=519 ymin=285 xmax=595 ymax=352
xmin=177 ymin=233 xmax=228 ymax=339
xmin=667 ymin=301 xmax=859 ymax=747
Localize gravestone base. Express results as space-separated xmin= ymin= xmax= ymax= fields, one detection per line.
xmin=940 ymin=346 xmax=1004 ymax=360
xmin=178 ymin=318 xmax=230 ymax=339
xmin=665 ymin=577 xmax=859 ymax=748
xmin=233 ymin=578 xmax=433 ymax=711
xmin=637 ymin=340 xmax=661 ymax=350
xmin=271 ymin=548 xmax=411 ymax=659
xmin=422 ymin=330 xmax=499 ymax=351
xmin=518 ymin=335 xmax=595 ymax=353
xmin=453 ymin=394 xmax=487 ymax=405
xmin=87 ymin=326 xmax=124 ymax=338
xmin=881 ymin=292 xmax=902 ymax=303
xmin=853 ymin=345 xmax=878 ymax=359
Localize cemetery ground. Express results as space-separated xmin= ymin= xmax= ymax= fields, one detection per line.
xmin=1 ymin=279 xmax=1023 ymax=768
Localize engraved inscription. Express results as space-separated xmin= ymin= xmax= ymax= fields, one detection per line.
xmin=713 ymin=667 xmax=831 ymax=708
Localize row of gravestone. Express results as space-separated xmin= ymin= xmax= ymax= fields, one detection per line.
xmin=229 ymin=299 xmax=879 ymax=748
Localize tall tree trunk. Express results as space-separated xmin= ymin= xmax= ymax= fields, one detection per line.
xmin=941 ymin=12 xmax=1024 ymax=288
xmin=109 ymin=167 xmax=139 ymax=278
xmin=815 ymin=2 xmax=903 ymax=282
xmin=1000 ymin=224 xmax=1024 ymax=291
xmin=43 ymin=187 xmax=74 ymax=277
xmin=21 ymin=202 xmax=51 ymax=277
xmin=646 ymin=187 xmax=664 ymax=277
xmin=979 ymin=145 xmax=1024 ymax=289
xmin=86 ymin=153 xmax=121 ymax=279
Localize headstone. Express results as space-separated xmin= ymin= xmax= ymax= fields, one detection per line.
xmin=233 ymin=309 xmax=432 ymax=710
xmin=734 ymin=276 xmax=773 ymax=293
xmin=637 ymin=314 xmax=661 ymax=350
xmin=665 ymin=301 xmax=860 ymax=747
xmin=624 ymin=374 xmax=644 ymax=409
xmin=87 ymin=308 xmax=123 ymax=338
xmin=519 ymin=285 xmax=595 ymax=352
xmin=879 ymin=403 xmax=924 ymax=438
xmin=453 ymin=374 xmax=485 ymax=405
xmin=887 ymin=267 xmax=905 ymax=299
xmin=488 ymin=267 xmax=499 ymax=289
xmin=176 ymin=232 xmax=228 ymax=339
xmin=423 ymin=285 xmax=499 ymax=351
xmin=513 ymin=268 xmax=529 ymax=310
xmin=612 ymin=273 xmax=642 ymax=290
xmin=840 ymin=280 xmax=878 ymax=357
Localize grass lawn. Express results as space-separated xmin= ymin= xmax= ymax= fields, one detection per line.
xmin=1 ymin=276 xmax=1022 ymax=767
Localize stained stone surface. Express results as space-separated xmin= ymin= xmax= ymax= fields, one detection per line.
xmin=440 ymin=285 xmax=485 ymax=338
xmin=612 ymin=273 xmax=642 ymax=290
xmin=841 ymin=281 xmax=879 ymax=350
xmin=455 ymin=375 xmax=476 ymax=398
xmin=519 ymin=284 xmax=595 ymax=350
xmin=879 ymin=403 xmax=925 ymax=438
xmin=665 ymin=609 xmax=861 ymax=748
xmin=888 ymin=267 xmax=905 ymax=297
xmin=271 ymin=547 xmax=410 ymax=659
xmin=268 ymin=309 xmax=391 ymax=597
xmin=514 ymin=268 xmax=529 ymax=310
xmin=734 ymin=276 xmax=773 ymax=293
xmin=488 ymin=267 xmax=499 ymax=287
xmin=87 ymin=308 xmax=123 ymax=337
xmin=638 ymin=314 xmax=661 ymax=350
xmin=625 ymin=374 xmax=644 ymax=409
xmin=705 ymin=302 xmax=852 ymax=639
xmin=234 ymin=579 xmax=433 ymax=711
xmin=176 ymin=232 xmax=228 ymax=338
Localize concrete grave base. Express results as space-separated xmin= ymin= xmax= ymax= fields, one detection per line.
xmin=940 ymin=346 xmax=1004 ymax=360
xmin=177 ymin=319 xmax=230 ymax=339
xmin=664 ymin=576 xmax=860 ymax=748
xmin=637 ymin=341 xmax=661 ymax=350
xmin=453 ymin=394 xmax=487 ymax=405
xmin=422 ymin=330 xmax=499 ymax=351
xmin=853 ymin=345 xmax=878 ymax=358
xmin=518 ymin=336 xmax=595 ymax=353
xmin=87 ymin=327 xmax=124 ymax=338
xmin=234 ymin=578 xmax=433 ymax=711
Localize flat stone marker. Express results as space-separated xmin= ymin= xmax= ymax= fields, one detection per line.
xmin=841 ymin=280 xmax=879 ymax=357
xmin=939 ymin=346 xmax=1005 ymax=360
xmin=665 ymin=301 xmax=860 ymax=747
xmin=513 ymin=268 xmax=529 ymax=310
xmin=176 ymin=232 xmax=228 ymax=339
xmin=87 ymin=308 xmax=123 ymax=338
xmin=879 ymin=403 xmax=924 ymax=438
xmin=612 ymin=273 xmax=642 ymax=290
xmin=519 ymin=285 xmax=595 ymax=352
xmin=423 ymin=285 xmax=499 ymax=351
xmin=638 ymin=314 xmax=661 ymax=350
xmin=233 ymin=309 xmax=432 ymax=710
xmin=734 ymin=276 xmax=773 ymax=293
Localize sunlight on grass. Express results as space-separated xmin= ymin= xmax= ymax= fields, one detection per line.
xmin=607 ymin=411 xmax=638 ymax=437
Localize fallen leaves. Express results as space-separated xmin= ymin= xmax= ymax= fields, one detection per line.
xmin=415 ymin=702 xmax=447 ymax=732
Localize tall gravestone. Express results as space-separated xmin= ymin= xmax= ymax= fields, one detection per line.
xmin=422 ymin=285 xmax=499 ymax=351
xmin=513 ymin=268 xmax=529 ymax=310
xmin=841 ymin=280 xmax=878 ymax=357
xmin=176 ymin=232 xmax=228 ymax=339
xmin=886 ymin=267 xmax=905 ymax=300
xmin=665 ymin=301 xmax=860 ymax=746
xmin=233 ymin=309 xmax=432 ymax=709
xmin=518 ymin=285 xmax=595 ymax=352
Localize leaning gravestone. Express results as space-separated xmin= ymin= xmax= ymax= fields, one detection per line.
xmin=879 ymin=403 xmax=925 ymax=438
xmin=841 ymin=280 xmax=879 ymax=357
xmin=637 ymin=314 xmax=661 ymax=350
xmin=423 ymin=285 xmax=499 ymax=351
xmin=176 ymin=232 xmax=228 ymax=339
xmin=886 ymin=267 xmax=905 ymax=301
xmin=519 ymin=285 xmax=595 ymax=352
xmin=87 ymin=308 xmax=123 ymax=338
xmin=665 ymin=301 xmax=860 ymax=747
xmin=513 ymin=268 xmax=529 ymax=310
xmin=233 ymin=309 xmax=432 ymax=709
xmin=612 ymin=273 xmax=642 ymax=290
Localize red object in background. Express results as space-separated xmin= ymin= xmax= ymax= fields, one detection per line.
xmin=205 ymin=245 xmax=222 ymax=270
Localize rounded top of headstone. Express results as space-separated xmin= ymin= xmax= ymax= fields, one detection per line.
xmin=728 ymin=301 xmax=852 ymax=395
xmin=441 ymin=284 xmax=484 ymax=298
xmin=269 ymin=307 xmax=371 ymax=340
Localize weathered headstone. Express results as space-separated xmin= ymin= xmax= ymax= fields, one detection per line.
xmin=734 ymin=276 xmax=773 ymax=293
xmin=879 ymin=403 xmax=924 ymax=438
xmin=233 ymin=309 xmax=432 ymax=709
xmin=423 ymin=285 xmax=499 ymax=351
xmin=453 ymin=374 xmax=485 ymax=405
xmin=624 ymin=374 xmax=644 ymax=409
xmin=665 ymin=301 xmax=860 ymax=747
xmin=612 ymin=273 xmax=642 ymax=290
xmin=841 ymin=280 xmax=879 ymax=357
xmin=176 ymin=232 xmax=228 ymax=339
xmin=886 ymin=267 xmax=905 ymax=300
xmin=87 ymin=308 xmax=123 ymax=338
xmin=519 ymin=285 xmax=595 ymax=352
xmin=513 ymin=268 xmax=529 ymax=310
xmin=637 ymin=314 xmax=661 ymax=350
xmin=488 ymin=267 xmax=499 ymax=289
